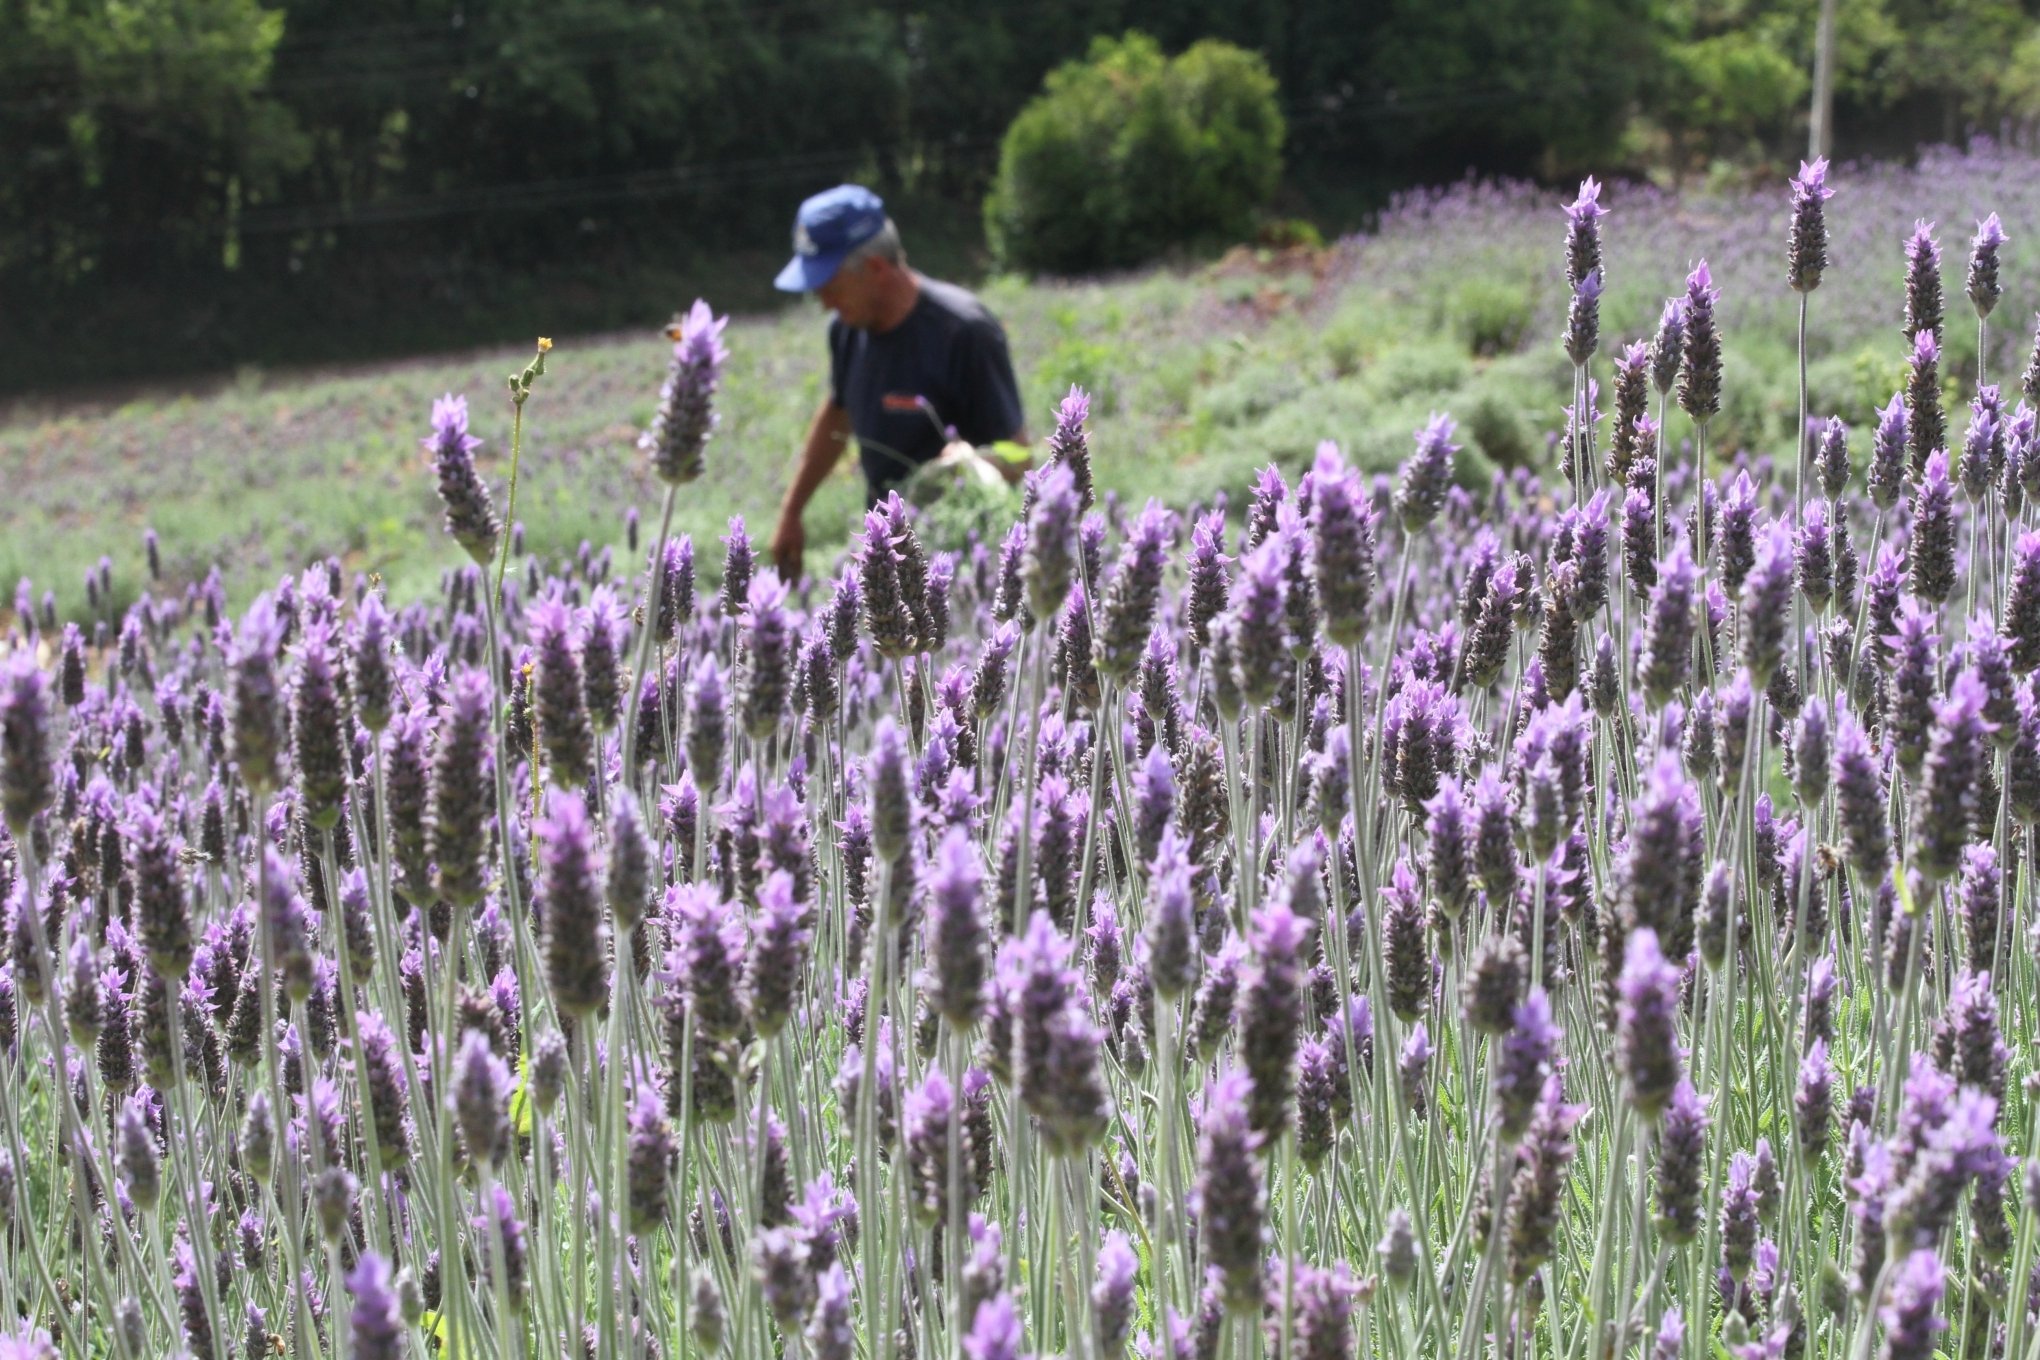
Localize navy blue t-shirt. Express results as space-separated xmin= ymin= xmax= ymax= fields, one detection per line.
xmin=828 ymin=277 xmax=1025 ymax=505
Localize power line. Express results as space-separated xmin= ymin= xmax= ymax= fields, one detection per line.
xmin=57 ymin=61 xmax=1640 ymax=252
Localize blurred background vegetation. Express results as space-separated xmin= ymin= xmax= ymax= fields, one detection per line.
xmin=9 ymin=0 xmax=2040 ymax=394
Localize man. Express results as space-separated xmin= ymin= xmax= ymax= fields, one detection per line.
xmin=769 ymin=184 xmax=1028 ymax=580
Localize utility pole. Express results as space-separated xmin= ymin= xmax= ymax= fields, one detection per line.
xmin=1809 ymin=0 xmax=1839 ymax=160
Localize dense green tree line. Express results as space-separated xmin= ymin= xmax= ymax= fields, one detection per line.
xmin=3 ymin=0 xmax=2036 ymax=387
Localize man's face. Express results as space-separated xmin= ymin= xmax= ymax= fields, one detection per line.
xmin=816 ymin=256 xmax=884 ymax=328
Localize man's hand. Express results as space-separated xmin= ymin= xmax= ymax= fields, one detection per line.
xmin=770 ymin=507 xmax=806 ymax=582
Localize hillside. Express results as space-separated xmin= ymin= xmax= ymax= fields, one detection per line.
xmin=8 ymin=143 xmax=2040 ymax=621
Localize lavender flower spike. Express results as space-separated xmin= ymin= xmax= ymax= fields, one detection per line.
xmin=346 ymin=1253 xmax=405 ymax=1360
xmin=1969 ymin=213 xmax=2007 ymax=321
xmin=1618 ymin=927 xmax=1683 ymax=1118
xmin=1045 ymin=384 xmax=1095 ymax=511
xmin=1396 ymin=412 xmax=1459 ymax=531
xmin=642 ymin=298 xmax=730 ymax=485
xmin=0 ymin=655 xmax=52 ymax=839
xmin=540 ymin=787 xmax=611 ymax=1017
xmin=1563 ymin=176 xmax=1605 ymax=291
xmin=1788 ymin=157 xmax=1832 ymax=293
xmin=1196 ymin=1067 xmax=1267 ymax=1313
xmin=1677 ymin=260 xmax=1721 ymax=426
xmin=1879 ymin=1250 xmax=1946 ymax=1360
xmin=425 ymin=393 xmax=500 ymax=566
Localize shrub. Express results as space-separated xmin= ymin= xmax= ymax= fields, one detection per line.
xmin=1445 ymin=276 xmax=1538 ymax=357
xmin=984 ymin=32 xmax=1284 ymax=274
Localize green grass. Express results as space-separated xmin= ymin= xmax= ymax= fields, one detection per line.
xmin=0 ymin=230 xmax=1820 ymax=624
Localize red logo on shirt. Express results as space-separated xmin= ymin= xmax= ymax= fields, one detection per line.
xmin=881 ymin=393 xmax=926 ymax=413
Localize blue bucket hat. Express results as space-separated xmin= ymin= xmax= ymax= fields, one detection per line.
xmin=774 ymin=184 xmax=888 ymax=292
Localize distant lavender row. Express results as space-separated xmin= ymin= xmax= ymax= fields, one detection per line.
xmin=1347 ymin=138 xmax=2040 ymax=371
xmin=2 ymin=151 xmax=2040 ymax=1360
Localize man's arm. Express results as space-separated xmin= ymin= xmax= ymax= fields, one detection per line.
xmin=772 ymin=397 xmax=853 ymax=581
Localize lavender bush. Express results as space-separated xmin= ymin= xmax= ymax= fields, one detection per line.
xmin=5 ymin=162 xmax=2040 ymax=1360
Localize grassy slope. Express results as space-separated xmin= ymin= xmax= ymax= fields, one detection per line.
xmin=11 ymin=147 xmax=2033 ymax=622
xmin=1 ymin=249 xmax=1522 ymax=620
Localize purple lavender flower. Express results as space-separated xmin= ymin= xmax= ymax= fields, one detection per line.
xmin=1563 ymin=268 xmax=1603 ymax=367
xmin=1505 ymin=1072 xmax=1585 ymax=1284
xmin=1310 ymin=446 xmax=1376 ymax=645
xmin=642 ymin=298 xmax=730 ymax=485
xmin=1910 ymin=670 xmax=1990 ymax=881
xmin=427 ymin=666 xmax=494 ymax=908
xmin=1095 ymin=500 xmax=1173 ymax=681
xmin=785 ymin=1261 xmax=846 ymax=1360
xmin=1093 ymin=1229 xmax=1138 ymax=1356
xmin=1145 ymin=829 xmax=1199 ymax=998
xmin=1396 ymin=413 xmax=1459 ymax=531
xmin=963 ymin=1292 xmax=1031 ymax=1360
xmin=1400 ymin=1023 xmax=1432 ymax=1118
xmin=1638 ymin=540 xmax=1696 ymax=706
xmin=858 ymin=501 xmax=919 ymax=658
xmin=1879 ymin=1249 xmax=1946 ymax=1360
xmin=1740 ymin=520 xmax=1794 ymax=682
xmin=0 ymin=1326 xmax=56 ymax=1360
xmin=925 ymin=824 xmax=988 ymax=1025
xmin=683 ymin=653 xmax=728 ymax=795
xmin=670 ymin=882 xmax=746 ymax=1043
xmin=1196 ymin=1067 xmax=1266 ymax=1312
xmin=1968 ymin=213 xmax=2007 ymax=320
xmin=1424 ymin=778 xmax=1475 ymax=918
xmin=1045 ymin=384 xmax=1095 ymax=510
xmin=1229 ymin=536 xmax=1292 ymax=707
xmin=1232 ymin=893 xmax=1313 ymax=1141
xmin=1907 ymin=331 xmax=1944 ymax=474
xmin=746 ymin=870 xmax=810 ymax=1038
xmin=1563 ymin=176 xmax=1604 ymax=289
xmin=1796 ymin=1039 xmax=1833 ymax=1168
xmin=1617 ymin=927 xmax=1683 ymax=1117
xmin=1935 ymin=968 xmax=2008 ymax=1103
xmin=626 ymin=1078 xmax=676 ymax=1233
xmin=1655 ymin=1079 xmax=1709 ymax=1244
xmin=356 ymin=1010 xmax=412 ymax=1163
xmin=1795 ymin=500 xmax=1834 ymax=612
xmin=1831 ymin=712 xmax=1891 ymax=888
xmin=115 ymin=1091 xmax=158 ymax=1212
xmin=453 ymin=1026 xmax=510 ymax=1168
xmin=1960 ymin=390 xmax=2004 ymax=501
xmin=346 ymin=1253 xmax=404 ymax=1360
xmin=1007 ymin=910 xmax=1111 ymax=1156
xmin=426 ymin=394 xmax=500 ymax=565
xmin=1814 ymin=414 xmax=1851 ymax=500
xmin=1023 ymin=463 xmax=1080 ymax=627
xmin=172 ymin=1236 xmax=215 ymax=1358
xmin=1677 ymin=261 xmax=1721 ymax=426
xmin=867 ymin=715 xmax=913 ymax=869
xmin=1651 ymin=297 xmax=1685 ymax=395
xmin=1608 ymin=342 xmax=1651 ymax=483
xmin=1492 ymin=989 xmax=1559 ymax=1141
xmin=1869 ymin=391 xmax=1909 ymax=509
xmin=1720 ymin=1149 xmax=1761 ymax=1280
xmin=1788 ymin=157 xmax=1832 ymax=292
xmin=528 ymin=594 xmax=595 ymax=788
xmin=1381 ymin=859 xmax=1430 ymax=1023
xmin=1908 ymin=448 xmax=1957 ymax=604
xmin=2003 ymin=531 xmax=2040 ymax=673
xmin=1185 ymin=508 xmax=1231 ymax=651
xmin=1620 ymin=752 xmax=1704 ymax=963
xmin=1456 ymin=565 xmax=1518 ymax=692
xmin=1652 ymin=1308 xmax=1684 ymax=1360
xmin=289 ymin=618 xmax=350 ymax=831
xmin=539 ymin=787 xmax=610 ymax=1017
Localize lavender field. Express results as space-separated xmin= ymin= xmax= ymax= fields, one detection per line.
xmin=7 ymin=146 xmax=2040 ymax=1360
